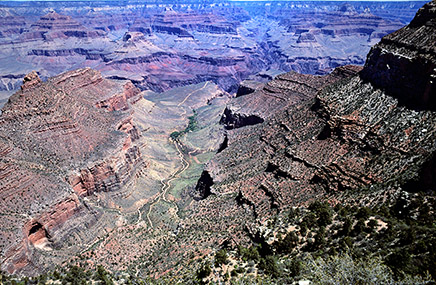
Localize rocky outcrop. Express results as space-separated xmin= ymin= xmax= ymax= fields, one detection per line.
xmin=150 ymin=10 xmax=237 ymax=35
xmin=191 ymin=170 xmax=214 ymax=200
xmin=20 ymin=71 xmax=41 ymax=90
xmin=360 ymin=0 xmax=436 ymax=110
xmin=235 ymin=80 xmax=264 ymax=97
xmin=0 ymin=11 xmax=114 ymax=93
xmin=129 ymin=18 xmax=152 ymax=35
xmin=194 ymin=1 xmax=436 ymax=225
xmin=0 ymin=12 xmax=27 ymax=38
xmin=95 ymin=81 xmax=140 ymax=111
xmin=24 ymin=11 xmax=105 ymax=41
xmin=0 ymin=68 xmax=144 ymax=275
xmin=220 ymin=66 xmax=361 ymax=130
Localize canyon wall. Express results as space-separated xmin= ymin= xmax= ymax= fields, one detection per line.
xmin=0 ymin=1 xmax=424 ymax=97
xmin=0 ymin=68 xmax=144 ymax=275
xmin=179 ymin=0 xmax=436 ymax=261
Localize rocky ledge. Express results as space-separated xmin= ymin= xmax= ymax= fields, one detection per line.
xmin=0 ymin=68 xmax=144 ymax=275
xmin=361 ymin=0 xmax=436 ymax=110
xmin=186 ymin=0 xmax=436 ymax=246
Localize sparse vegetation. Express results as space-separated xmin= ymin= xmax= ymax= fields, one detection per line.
xmin=170 ymin=110 xmax=198 ymax=140
xmin=214 ymin=249 xmax=229 ymax=266
xmin=195 ymin=193 xmax=436 ymax=284
xmin=1 ymin=192 xmax=435 ymax=284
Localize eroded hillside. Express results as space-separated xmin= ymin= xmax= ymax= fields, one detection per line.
xmin=0 ymin=0 xmax=435 ymax=283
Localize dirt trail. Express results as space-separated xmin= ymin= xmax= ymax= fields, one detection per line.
xmin=146 ymin=139 xmax=189 ymax=228
xmin=177 ymin=82 xmax=209 ymax=107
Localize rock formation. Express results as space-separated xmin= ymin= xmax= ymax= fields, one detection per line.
xmin=181 ymin=0 xmax=436 ymax=259
xmin=361 ymin=1 xmax=436 ymax=110
xmin=0 ymin=68 xmax=144 ymax=275
xmin=0 ymin=0 xmax=434 ymax=281
xmin=0 ymin=1 xmax=419 ymax=96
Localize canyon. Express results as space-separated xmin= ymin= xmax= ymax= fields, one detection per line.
xmin=0 ymin=0 xmax=425 ymax=101
xmin=0 ymin=0 xmax=435 ymax=282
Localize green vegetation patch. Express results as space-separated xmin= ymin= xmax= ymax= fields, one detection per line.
xmin=170 ymin=110 xmax=198 ymax=140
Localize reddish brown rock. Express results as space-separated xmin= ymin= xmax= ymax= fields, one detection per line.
xmin=95 ymin=81 xmax=140 ymax=111
xmin=181 ymin=3 xmax=436 ymax=265
xmin=20 ymin=71 xmax=41 ymax=90
xmin=0 ymin=68 xmax=144 ymax=275
xmin=23 ymin=11 xmax=106 ymax=42
xmin=361 ymin=0 xmax=436 ymax=110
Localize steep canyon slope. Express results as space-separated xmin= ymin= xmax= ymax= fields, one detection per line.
xmin=0 ymin=0 xmax=435 ymax=281
xmin=198 ymin=0 xmax=436 ymax=227
xmin=0 ymin=68 xmax=145 ymax=274
xmin=0 ymin=1 xmax=425 ymax=101
xmin=176 ymin=0 xmax=436 ymax=279
xmin=0 ymin=67 xmax=231 ymax=275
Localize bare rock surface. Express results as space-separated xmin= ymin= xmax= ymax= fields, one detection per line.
xmin=179 ymin=0 xmax=436 ymax=263
xmin=0 ymin=1 xmax=422 ymax=97
xmin=0 ymin=68 xmax=144 ymax=275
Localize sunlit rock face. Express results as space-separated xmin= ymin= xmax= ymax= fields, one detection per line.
xmin=0 ymin=68 xmax=144 ymax=275
xmin=361 ymin=0 xmax=436 ymax=110
xmin=0 ymin=1 xmax=425 ymax=97
xmin=194 ymin=0 xmax=436 ymax=236
xmin=0 ymin=0 xmax=433 ymax=280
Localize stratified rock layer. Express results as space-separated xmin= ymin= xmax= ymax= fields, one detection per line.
xmin=0 ymin=1 xmax=419 ymax=96
xmin=183 ymin=0 xmax=436 ymax=252
xmin=0 ymin=1 xmax=435 ymax=280
xmin=0 ymin=68 xmax=143 ymax=275
xmin=361 ymin=0 xmax=436 ymax=110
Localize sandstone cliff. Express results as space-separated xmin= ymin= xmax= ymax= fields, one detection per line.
xmin=0 ymin=68 xmax=144 ymax=275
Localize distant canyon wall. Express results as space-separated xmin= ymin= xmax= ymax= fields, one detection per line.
xmin=0 ymin=1 xmax=426 ymax=97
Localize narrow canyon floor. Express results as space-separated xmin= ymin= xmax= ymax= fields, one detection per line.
xmin=67 ymin=82 xmax=231 ymax=278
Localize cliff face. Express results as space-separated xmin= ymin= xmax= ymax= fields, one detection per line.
xmin=0 ymin=68 xmax=144 ymax=275
xmin=361 ymin=0 xmax=436 ymax=110
xmin=24 ymin=11 xmax=105 ymax=41
xmin=189 ymin=0 xmax=436 ymax=234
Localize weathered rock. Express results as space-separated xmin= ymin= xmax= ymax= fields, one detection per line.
xmin=187 ymin=1 xmax=436 ymax=244
xmin=361 ymin=0 xmax=436 ymax=110
xmin=0 ymin=68 xmax=144 ymax=275
xmin=0 ymin=2 xmax=417 ymax=96
xmin=24 ymin=11 xmax=106 ymax=41
xmin=0 ymin=0 xmax=433 ymax=280
xmin=21 ymin=71 xmax=41 ymax=90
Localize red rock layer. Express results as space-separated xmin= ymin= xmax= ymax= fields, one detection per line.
xmin=0 ymin=68 xmax=144 ymax=275
xmin=21 ymin=11 xmax=105 ymax=42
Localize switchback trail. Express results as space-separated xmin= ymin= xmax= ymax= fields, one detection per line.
xmin=145 ymin=138 xmax=189 ymax=228
xmin=177 ymin=82 xmax=209 ymax=107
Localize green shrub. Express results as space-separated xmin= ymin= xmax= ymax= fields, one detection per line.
xmin=238 ymin=245 xmax=260 ymax=262
xmin=340 ymin=216 xmax=352 ymax=236
xmin=170 ymin=131 xmax=182 ymax=140
xmin=351 ymin=218 xmax=366 ymax=237
xmin=301 ymin=253 xmax=432 ymax=284
xmin=196 ymin=262 xmax=211 ymax=280
xmin=366 ymin=219 xmax=378 ymax=234
xmin=355 ymin=207 xmax=371 ymax=220
xmin=259 ymin=256 xmax=281 ymax=278
xmin=215 ymin=249 xmax=228 ymax=266
xmin=275 ymin=231 xmax=298 ymax=254
xmin=285 ymin=258 xmax=301 ymax=278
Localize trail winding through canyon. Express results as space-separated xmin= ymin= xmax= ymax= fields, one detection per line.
xmin=145 ymin=138 xmax=190 ymax=228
